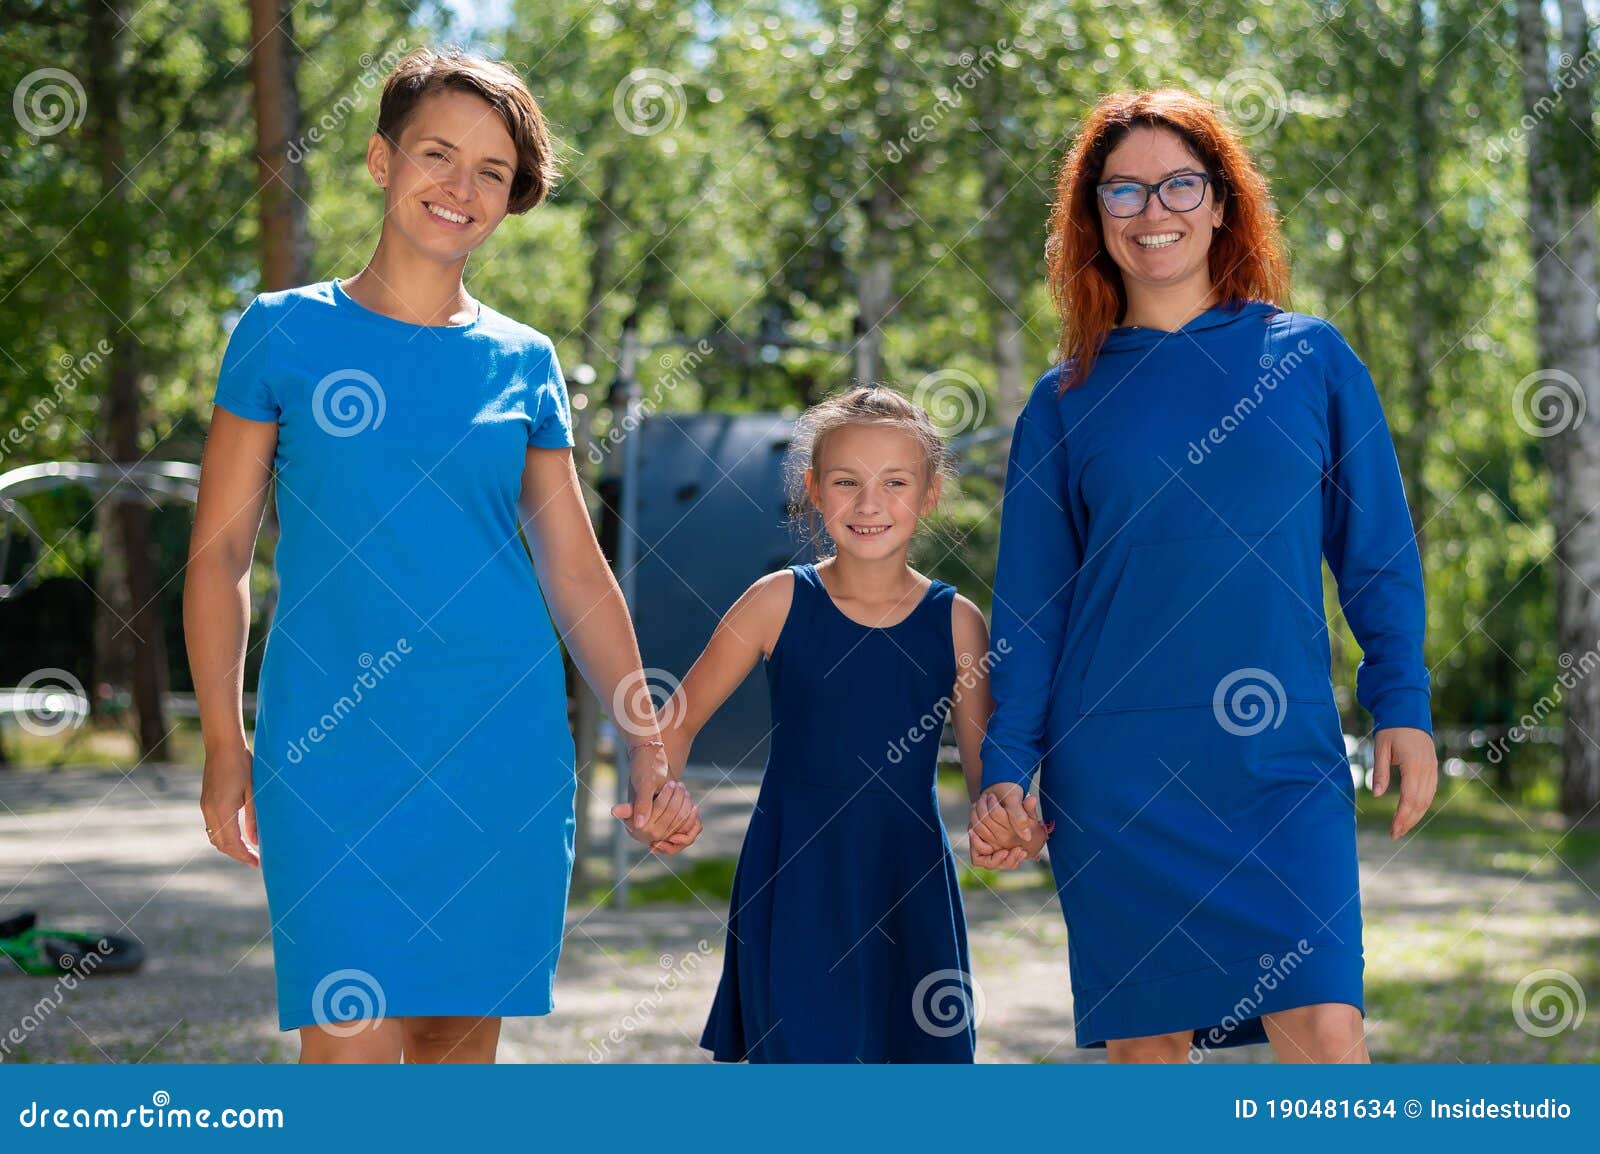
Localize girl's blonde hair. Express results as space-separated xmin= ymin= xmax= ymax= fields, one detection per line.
xmin=784 ymin=384 xmax=958 ymax=559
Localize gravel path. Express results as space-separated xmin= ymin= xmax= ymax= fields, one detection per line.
xmin=1 ymin=763 xmax=1594 ymax=1063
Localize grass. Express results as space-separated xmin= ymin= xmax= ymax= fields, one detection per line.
xmin=0 ymin=718 xmax=209 ymax=769
xmin=1356 ymin=774 xmax=1600 ymax=868
xmin=577 ymin=856 xmax=741 ymax=908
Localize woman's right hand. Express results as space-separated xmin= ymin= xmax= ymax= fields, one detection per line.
xmin=201 ymin=747 xmax=260 ymax=868
xmin=969 ymin=784 xmax=1048 ymax=869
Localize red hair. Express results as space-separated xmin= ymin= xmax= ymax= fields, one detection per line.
xmin=1046 ymin=88 xmax=1291 ymax=392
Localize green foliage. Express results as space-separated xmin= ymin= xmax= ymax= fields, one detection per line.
xmin=0 ymin=1 xmax=1580 ymax=782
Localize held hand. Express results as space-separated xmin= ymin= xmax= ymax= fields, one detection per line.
xmin=200 ymin=747 xmax=260 ymax=868
xmin=648 ymin=795 xmax=704 ymax=856
xmin=968 ymin=801 xmax=1025 ymax=870
xmin=610 ymin=743 xmax=701 ymax=854
xmin=974 ymin=784 xmax=1052 ymax=857
xmin=1371 ymin=726 xmax=1438 ymax=840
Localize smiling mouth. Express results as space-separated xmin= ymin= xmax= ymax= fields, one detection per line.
xmin=847 ymin=524 xmax=891 ymax=537
xmin=1135 ymin=232 xmax=1182 ymax=249
xmin=424 ymin=201 xmax=473 ymax=225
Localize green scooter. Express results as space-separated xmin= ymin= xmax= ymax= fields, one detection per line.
xmin=0 ymin=910 xmax=144 ymax=976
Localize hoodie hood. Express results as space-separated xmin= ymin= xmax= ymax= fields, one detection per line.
xmin=1099 ymin=298 xmax=1280 ymax=352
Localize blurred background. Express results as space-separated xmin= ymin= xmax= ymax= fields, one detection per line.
xmin=0 ymin=0 xmax=1597 ymax=1062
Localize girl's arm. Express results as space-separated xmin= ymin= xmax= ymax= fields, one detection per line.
xmin=184 ymin=409 xmax=277 ymax=868
xmin=948 ymin=594 xmax=996 ymax=805
xmin=659 ymin=570 xmax=793 ymax=778
xmin=518 ymin=446 xmax=690 ymax=846
xmin=952 ymin=594 xmax=1045 ymax=869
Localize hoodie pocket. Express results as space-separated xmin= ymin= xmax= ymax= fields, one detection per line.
xmin=1078 ymin=531 xmax=1331 ymax=715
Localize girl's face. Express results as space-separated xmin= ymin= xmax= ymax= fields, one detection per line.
xmin=1096 ymin=125 xmax=1224 ymax=298
xmin=367 ymin=88 xmax=517 ymax=262
xmin=806 ymin=423 xmax=940 ymax=562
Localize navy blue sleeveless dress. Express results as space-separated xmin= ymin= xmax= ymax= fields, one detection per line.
xmin=700 ymin=563 xmax=976 ymax=1063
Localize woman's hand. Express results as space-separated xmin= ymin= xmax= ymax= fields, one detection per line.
xmin=610 ymin=743 xmax=702 ymax=855
xmin=200 ymin=745 xmax=260 ymax=868
xmin=1372 ymin=726 xmax=1437 ymax=839
xmin=968 ymin=784 xmax=1050 ymax=869
xmin=968 ymin=800 xmax=1025 ymax=870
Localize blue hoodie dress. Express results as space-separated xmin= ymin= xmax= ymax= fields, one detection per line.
xmin=980 ymin=300 xmax=1430 ymax=1049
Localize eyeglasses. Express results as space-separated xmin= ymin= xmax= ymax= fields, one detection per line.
xmin=1096 ymin=171 xmax=1215 ymax=218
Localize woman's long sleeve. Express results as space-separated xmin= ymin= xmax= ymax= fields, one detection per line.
xmin=1320 ymin=360 xmax=1433 ymax=734
xmin=979 ymin=375 xmax=1082 ymax=791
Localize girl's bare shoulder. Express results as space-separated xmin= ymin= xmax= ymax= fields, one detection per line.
xmin=949 ymin=591 xmax=989 ymax=649
xmin=728 ymin=568 xmax=798 ymax=659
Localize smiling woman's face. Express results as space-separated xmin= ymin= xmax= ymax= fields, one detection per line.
xmin=368 ymin=87 xmax=517 ymax=261
xmin=1097 ymin=125 xmax=1225 ymax=299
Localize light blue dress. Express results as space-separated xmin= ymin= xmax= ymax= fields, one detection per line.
xmin=211 ymin=278 xmax=577 ymax=1031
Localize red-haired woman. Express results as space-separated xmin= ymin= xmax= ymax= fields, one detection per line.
xmin=970 ymin=89 xmax=1437 ymax=1062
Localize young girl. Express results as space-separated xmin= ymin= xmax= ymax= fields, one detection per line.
xmin=185 ymin=46 xmax=696 ymax=1064
xmin=659 ymin=385 xmax=1043 ymax=1063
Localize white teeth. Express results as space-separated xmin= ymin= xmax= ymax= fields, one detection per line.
xmin=1136 ymin=232 xmax=1181 ymax=248
xmin=426 ymin=202 xmax=470 ymax=224
xmin=849 ymin=525 xmax=889 ymax=535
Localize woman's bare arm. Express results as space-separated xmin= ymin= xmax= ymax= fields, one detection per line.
xmin=184 ymin=409 xmax=277 ymax=867
xmin=518 ymin=446 xmax=689 ymax=844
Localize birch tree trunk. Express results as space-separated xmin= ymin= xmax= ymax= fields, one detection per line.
xmin=1516 ymin=0 xmax=1600 ymax=820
